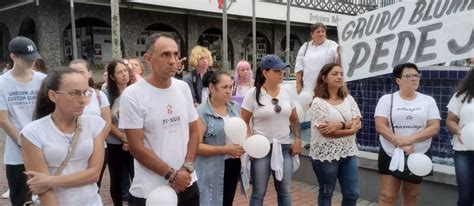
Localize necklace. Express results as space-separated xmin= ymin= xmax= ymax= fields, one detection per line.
xmin=51 ymin=115 xmax=77 ymax=151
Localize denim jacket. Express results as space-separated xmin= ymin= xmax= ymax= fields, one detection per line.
xmin=195 ymin=99 xmax=241 ymax=206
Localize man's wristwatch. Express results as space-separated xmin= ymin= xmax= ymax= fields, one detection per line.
xmin=182 ymin=161 xmax=195 ymax=173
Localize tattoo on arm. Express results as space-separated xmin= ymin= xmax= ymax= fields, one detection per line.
xmin=290 ymin=121 xmax=301 ymax=139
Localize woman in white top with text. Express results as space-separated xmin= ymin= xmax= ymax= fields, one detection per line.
xmin=374 ymin=63 xmax=440 ymax=206
xmin=309 ymin=63 xmax=362 ymax=206
xmin=20 ymin=68 xmax=108 ymax=205
xmin=241 ymin=54 xmax=301 ymax=206
xmin=446 ymin=68 xmax=474 ymax=206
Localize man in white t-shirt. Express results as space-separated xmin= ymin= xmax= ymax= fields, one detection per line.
xmin=119 ymin=33 xmax=200 ymax=206
xmin=0 ymin=36 xmax=46 ymax=206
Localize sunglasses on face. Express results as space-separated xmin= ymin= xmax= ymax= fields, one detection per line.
xmin=271 ymin=98 xmax=282 ymax=113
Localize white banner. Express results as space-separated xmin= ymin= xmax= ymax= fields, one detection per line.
xmin=338 ymin=0 xmax=474 ymax=82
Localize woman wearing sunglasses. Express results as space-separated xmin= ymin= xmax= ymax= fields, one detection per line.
xmin=20 ymin=68 xmax=108 ymax=205
xmin=241 ymin=54 xmax=301 ymax=206
xmin=309 ymin=63 xmax=362 ymax=206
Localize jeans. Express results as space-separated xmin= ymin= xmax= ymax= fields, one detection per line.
xmin=311 ymin=156 xmax=359 ymax=206
xmin=250 ymin=144 xmax=292 ymax=206
xmin=128 ymin=182 xmax=200 ymax=206
xmin=6 ymin=164 xmax=31 ymax=206
xmin=454 ymin=151 xmax=474 ymax=206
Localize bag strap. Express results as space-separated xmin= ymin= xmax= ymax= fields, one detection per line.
xmin=303 ymin=41 xmax=310 ymax=57
xmin=54 ymin=117 xmax=83 ymax=176
xmin=389 ymin=93 xmax=395 ymax=134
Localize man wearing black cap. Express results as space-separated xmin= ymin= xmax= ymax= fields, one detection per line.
xmin=0 ymin=36 xmax=46 ymax=206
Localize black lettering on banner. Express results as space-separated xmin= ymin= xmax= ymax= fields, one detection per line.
xmin=409 ymin=1 xmax=426 ymax=25
xmin=353 ymin=18 xmax=367 ymax=40
xmin=415 ymin=22 xmax=442 ymax=63
xmin=365 ymin=14 xmax=381 ymax=36
xmin=347 ymin=42 xmax=370 ymax=77
xmin=422 ymin=0 xmax=435 ymax=21
xmin=376 ymin=11 xmax=391 ymax=33
xmin=392 ymin=31 xmax=416 ymax=67
xmin=448 ymin=29 xmax=474 ymax=55
xmin=370 ymin=34 xmax=396 ymax=73
xmin=446 ymin=0 xmax=470 ymax=15
xmin=342 ymin=21 xmax=356 ymax=41
xmin=388 ymin=7 xmax=405 ymax=30
xmin=433 ymin=0 xmax=450 ymax=18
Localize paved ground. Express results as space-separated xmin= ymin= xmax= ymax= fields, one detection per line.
xmin=0 ymin=130 xmax=377 ymax=206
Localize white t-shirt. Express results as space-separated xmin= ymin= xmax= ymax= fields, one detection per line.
xmin=0 ymin=70 xmax=46 ymax=165
xmin=374 ymin=91 xmax=441 ymax=156
xmin=241 ymin=86 xmax=296 ymax=143
xmin=19 ymin=114 xmax=105 ymax=206
xmin=295 ymin=39 xmax=338 ymax=92
xmin=83 ymin=89 xmax=110 ymax=117
xmin=119 ymin=78 xmax=199 ymax=198
xmin=447 ymin=92 xmax=474 ymax=151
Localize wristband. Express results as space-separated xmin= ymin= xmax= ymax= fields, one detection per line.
xmin=164 ymin=168 xmax=175 ymax=180
xmin=170 ymin=171 xmax=180 ymax=183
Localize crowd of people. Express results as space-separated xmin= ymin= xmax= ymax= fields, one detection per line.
xmin=0 ymin=22 xmax=472 ymax=206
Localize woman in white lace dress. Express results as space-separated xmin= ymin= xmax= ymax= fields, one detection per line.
xmin=309 ymin=63 xmax=362 ymax=206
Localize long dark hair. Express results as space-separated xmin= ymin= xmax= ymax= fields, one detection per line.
xmin=254 ymin=67 xmax=267 ymax=106
xmin=107 ymin=60 xmax=131 ymax=106
xmin=455 ymin=68 xmax=474 ymax=103
xmin=34 ymin=67 xmax=81 ymax=120
xmin=202 ymin=70 xmax=229 ymax=99
xmin=313 ymin=63 xmax=348 ymax=99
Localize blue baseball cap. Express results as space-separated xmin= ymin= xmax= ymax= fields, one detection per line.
xmin=260 ymin=54 xmax=289 ymax=70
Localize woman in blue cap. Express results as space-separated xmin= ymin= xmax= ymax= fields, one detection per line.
xmin=241 ymin=54 xmax=302 ymax=206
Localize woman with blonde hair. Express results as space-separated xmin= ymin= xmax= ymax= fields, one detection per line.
xmin=183 ymin=46 xmax=213 ymax=105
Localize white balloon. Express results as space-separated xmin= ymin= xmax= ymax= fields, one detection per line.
xmin=224 ymin=117 xmax=247 ymax=145
xmin=243 ymin=135 xmax=270 ymax=158
xmin=461 ymin=122 xmax=474 ymax=149
xmin=146 ymin=185 xmax=178 ymax=206
xmin=295 ymin=103 xmax=305 ymax=123
xmin=407 ymin=153 xmax=433 ymax=176
xmin=298 ymin=91 xmax=313 ymax=106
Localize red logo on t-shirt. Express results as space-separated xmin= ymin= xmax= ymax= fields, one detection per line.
xmin=167 ymin=105 xmax=173 ymax=115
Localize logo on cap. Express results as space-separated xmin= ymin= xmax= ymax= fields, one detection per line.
xmin=27 ymin=45 xmax=34 ymax=52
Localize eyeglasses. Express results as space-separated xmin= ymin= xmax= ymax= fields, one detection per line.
xmin=54 ymin=89 xmax=93 ymax=98
xmin=271 ymin=98 xmax=282 ymax=113
xmin=402 ymin=74 xmax=421 ymax=79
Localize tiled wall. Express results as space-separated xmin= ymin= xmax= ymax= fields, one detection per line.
xmin=347 ymin=68 xmax=469 ymax=166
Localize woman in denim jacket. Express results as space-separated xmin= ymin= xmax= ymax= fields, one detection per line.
xmin=196 ymin=70 xmax=246 ymax=206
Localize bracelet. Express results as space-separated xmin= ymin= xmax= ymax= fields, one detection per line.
xmin=169 ymin=171 xmax=180 ymax=183
xmin=164 ymin=168 xmax=175 ymax=180
xmin=340 ymin=122 xmax=346 ymax=130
